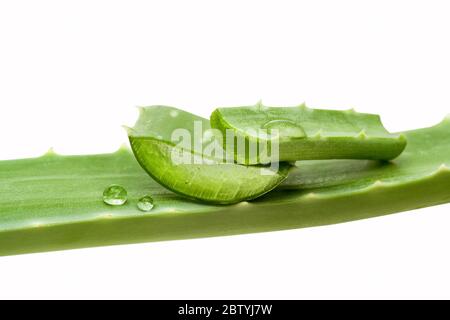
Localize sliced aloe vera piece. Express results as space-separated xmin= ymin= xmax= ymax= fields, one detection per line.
xmin=210 ymin=103 xmax=407 ymax=164
xmin=0 ymin=117 xmax=449 ymax=256
xmin=127 ymin=106 xmax=291 ymax=204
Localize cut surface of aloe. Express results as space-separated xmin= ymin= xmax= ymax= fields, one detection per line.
xmin=0 ymin=117 xmax=449 ymax=256
xmin=210 ymin=103 xmax=407 ymax=164
xmin=127 ymin=106 xmax=291 ymax=204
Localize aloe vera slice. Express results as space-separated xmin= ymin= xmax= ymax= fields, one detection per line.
xmin=127 ymin=106 xmax=291 ymax=204
xmin=0 ymin=117 xmax=449 ymax=256
xmin=210 ymin=103 xmax=407 ymax=164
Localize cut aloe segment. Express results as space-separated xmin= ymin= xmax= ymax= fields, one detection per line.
xmin=0 ymin=117 xmax=449 ymax=256
xmin=210 ymin=103 xmax=407 ymax=164
xmin=127 ymin=106 xmax=291 ymax=204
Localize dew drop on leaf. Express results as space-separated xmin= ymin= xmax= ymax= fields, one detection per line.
xmin=103 ymin=185 xmax=128 ymax=206
xmin=262 ymin=119 xmax=306 ymax=139
xmin=137 ymin=195 xmax=154 ymax=212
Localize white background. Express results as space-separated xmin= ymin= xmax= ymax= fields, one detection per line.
xmin=0 ymin=0 xmax=450 ymax=299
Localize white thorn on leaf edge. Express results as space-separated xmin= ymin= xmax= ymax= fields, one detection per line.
xmin=313 ymin=129 xmax=324 ymax=139
xmin=372 ymin=180 xmax=385 ymax=188
xmin=357 ymin=130 xmax=367 ymax=139
xmin=304 ymin=192 xmax=318 ymax=199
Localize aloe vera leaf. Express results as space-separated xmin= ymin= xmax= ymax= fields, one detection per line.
xmin=0 ymin=118 xmax=450 ymax=256
xmin=127 ymin=106 xmax=291 ymax=204
xmin=210 ymin=103 xmax=407 ymax=164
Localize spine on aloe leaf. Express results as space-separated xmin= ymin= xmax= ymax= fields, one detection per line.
xmin=210 ymin=102 xmax=407 ymax=165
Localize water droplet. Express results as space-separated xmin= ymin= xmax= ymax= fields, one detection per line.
xmin=103 ymin=185 xmax=127 ymax=206
xmin=262 ymin=119 xmax=306 ymax=139
xmin=137 ymin=195 xmax=154 ymax=212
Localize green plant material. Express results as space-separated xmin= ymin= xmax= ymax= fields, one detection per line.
xmin=127 ymin=106 xmax=291 ymax=204
xmin=0 ymin=116 xmax=449 ymax=256
xmin=210 ymin=102 xmax=407 ymax=164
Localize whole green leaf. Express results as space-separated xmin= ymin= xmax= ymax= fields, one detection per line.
xmin=0 ymin=117 xmax=449 ymax=256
